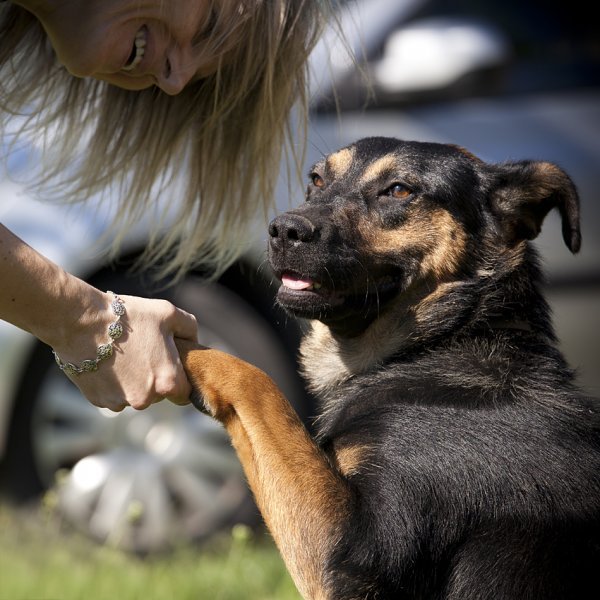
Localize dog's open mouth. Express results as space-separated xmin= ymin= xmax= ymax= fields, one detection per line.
xmin=281 ymin=273 xmax=323 ymax=292
xmin=277 ymin=271 xmax=345 ymax=312
xmin=275 ymin=269 xmax=404 ymax=323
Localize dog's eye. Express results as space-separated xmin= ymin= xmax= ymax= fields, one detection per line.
xmin=386 ymin=183 xmax=411 ymax=200
xmin=310 ymin=173 xmax=325 ymax=188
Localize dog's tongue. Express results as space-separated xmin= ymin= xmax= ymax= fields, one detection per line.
xmin=281 ymin=273 xmax=313 ymax=290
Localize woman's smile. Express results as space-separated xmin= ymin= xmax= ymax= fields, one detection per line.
xmin=121 ymin=27 xmax=147 ymax=72
xmin=12 ymin=0 xmax=229 ymax=95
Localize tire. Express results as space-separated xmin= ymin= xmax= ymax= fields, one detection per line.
xmin=2 ymin=269 xmax=307 ymax=553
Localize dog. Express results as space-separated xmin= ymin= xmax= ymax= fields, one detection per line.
xmin=177 ymin=137 xmax=600 ymax=599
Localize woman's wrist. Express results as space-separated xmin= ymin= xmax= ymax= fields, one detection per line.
xmin=52 ymin=291 xmax=126 ymax=376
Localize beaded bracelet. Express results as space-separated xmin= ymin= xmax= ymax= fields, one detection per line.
xmin=52 ymin=291 xmax=125 ymax=377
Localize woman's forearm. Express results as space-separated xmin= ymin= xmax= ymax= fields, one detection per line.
xmin=0 ymin=223 xmax=197 ymax=411
xmin=0 ymin=222 xmax=106 ymax=352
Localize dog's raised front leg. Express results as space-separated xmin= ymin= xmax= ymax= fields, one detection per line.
xmin=176 ymin=340 xmax=349 ymax=600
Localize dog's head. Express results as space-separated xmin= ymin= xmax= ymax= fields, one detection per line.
xmin=268 ymin=137 xmax=580 ymax=337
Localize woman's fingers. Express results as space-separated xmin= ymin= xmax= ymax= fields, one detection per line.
xmin=169 ymin=305 xmax=199 ymax=342
xmin=61 ymin=295 xmax=199 ymax=411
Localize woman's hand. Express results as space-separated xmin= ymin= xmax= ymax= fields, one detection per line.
xmin=56 ymin=294 xmax=198 ymax=412
xmin=0 ymin=225 xmax=197 ymax=412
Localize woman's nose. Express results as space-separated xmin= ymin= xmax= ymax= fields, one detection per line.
xmin=155 ymin=47 xmax=197 ymax=96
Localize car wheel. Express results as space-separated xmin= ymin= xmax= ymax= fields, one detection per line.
xmin=3 ymin=272 xmax=305 ymax=553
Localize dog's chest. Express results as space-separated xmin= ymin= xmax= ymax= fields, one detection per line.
xmin=299 ymin=320 xmax=414 ymax=396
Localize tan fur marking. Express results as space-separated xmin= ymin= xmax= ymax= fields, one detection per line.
xmin=414 ymin=280 xmax=463 ymax=316
xmin=420 ymin=209 xmax=468 ymax=279
xmin=451 ymin=144 xmax=483 ymax=163
xmin=362 ymin=207 xmax=467 ymax=281
xmin=334 ymin=443 xmax=371 ymax=477
xmin=177 ymin=340 xmax=347 ymax=600
xmin=537 ymin=161 xmax=560 ymax=177
xmin=327 ymin=147 xmax=355 ymax=179
xmin=359 ymin=154 xmax=399 ymax=186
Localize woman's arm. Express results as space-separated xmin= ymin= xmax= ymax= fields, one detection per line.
xmin=0 ymin=223 xmax=197 ymax=411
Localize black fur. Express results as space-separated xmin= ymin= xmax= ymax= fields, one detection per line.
xmin=268 ymin=138 xmax=600 ymax=599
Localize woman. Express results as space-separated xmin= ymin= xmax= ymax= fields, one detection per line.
xmin=0 ymin=0 xmax=328 ymax=411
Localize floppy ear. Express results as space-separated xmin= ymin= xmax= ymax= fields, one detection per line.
xmin=489 ymin=160 xmax=581 ymax=253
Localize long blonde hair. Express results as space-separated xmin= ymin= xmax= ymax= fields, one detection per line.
xmin=0 ymin=1 xmax=329 ymax=280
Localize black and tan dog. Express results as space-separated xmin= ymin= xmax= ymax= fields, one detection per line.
xmin=178 ymin=137 xmax=600 ymax=599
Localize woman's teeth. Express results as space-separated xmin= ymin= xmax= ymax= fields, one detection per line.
xmin=122 ymin=28 xmax=146 ymax=72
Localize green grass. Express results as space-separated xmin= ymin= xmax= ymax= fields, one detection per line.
xmin=0 ymin=502 xmax=301 ymax=600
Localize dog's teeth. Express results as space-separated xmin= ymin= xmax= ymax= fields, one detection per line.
xmin=313 ymin=282 xmax=322 ymax=290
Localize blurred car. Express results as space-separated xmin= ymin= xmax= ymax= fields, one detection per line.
xmin=1 ymin=0 xmax=599 ymax=553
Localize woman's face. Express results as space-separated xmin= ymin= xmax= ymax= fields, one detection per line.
xmin=15 ymin=1 xmax=234 ymax=95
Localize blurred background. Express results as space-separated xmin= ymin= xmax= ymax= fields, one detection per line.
xmin=1 ymin=0 xmax=598 ymax=597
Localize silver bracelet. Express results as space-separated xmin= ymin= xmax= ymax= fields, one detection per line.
xmin=52 ymin=291 xmax=125 ymax=377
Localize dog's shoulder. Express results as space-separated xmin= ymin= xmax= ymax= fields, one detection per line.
xmin=314 ymin=330 xmax=600 ymax=496
xmin=314 ymin=343 xmax=600 ymax=593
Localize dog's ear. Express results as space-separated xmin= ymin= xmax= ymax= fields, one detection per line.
xmin=489 ymin=160 xmax=581 ymax=253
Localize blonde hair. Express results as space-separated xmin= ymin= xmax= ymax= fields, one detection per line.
xmin=0 ymin=1 xmax=329 ymax=280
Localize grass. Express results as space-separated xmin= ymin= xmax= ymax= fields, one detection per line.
xmin=0 ymin=501 xmax=301 ymax=600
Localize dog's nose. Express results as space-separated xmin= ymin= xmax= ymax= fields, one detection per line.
xmin=268 ymin=214 xmax=315 ymax=244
